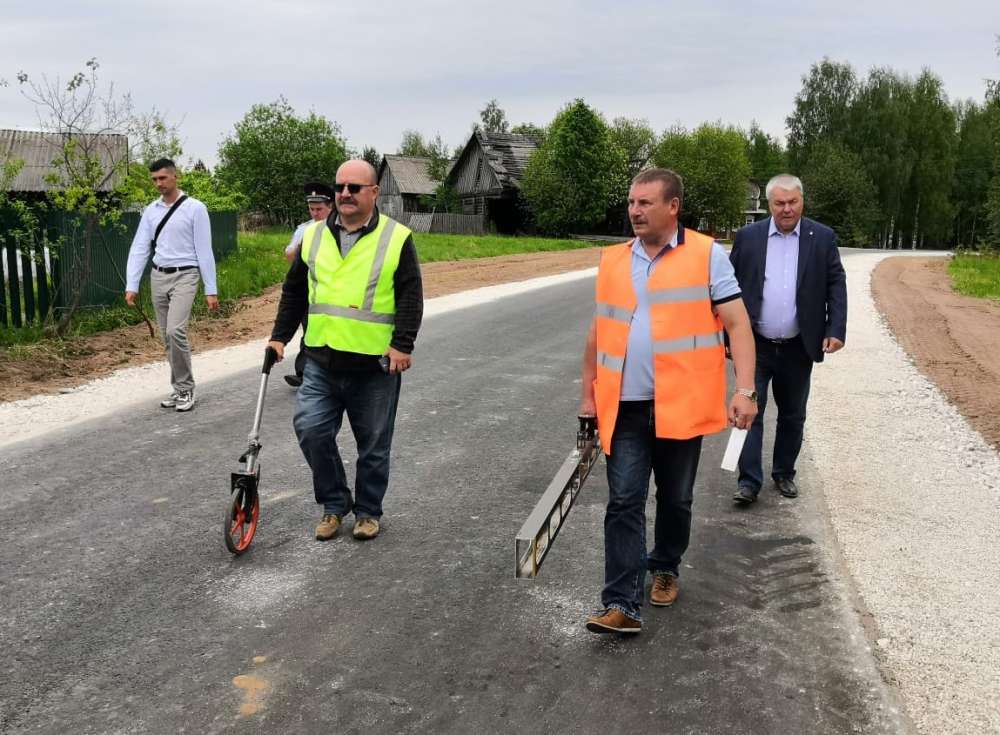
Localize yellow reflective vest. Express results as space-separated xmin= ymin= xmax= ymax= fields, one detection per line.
xmin=300 ymin=214 xmax=411 ymax=355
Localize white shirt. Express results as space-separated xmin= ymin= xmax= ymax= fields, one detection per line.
xmin=126 ymin=191 xmax=217 ymax=294
xmin=286 ymin=220 xmax=319 ymax=257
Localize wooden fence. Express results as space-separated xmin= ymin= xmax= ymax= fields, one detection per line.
xmin=394 ymin=211 xmax=486 ymax=235
xmin=0 ymin=210 xmax=237 ymax=329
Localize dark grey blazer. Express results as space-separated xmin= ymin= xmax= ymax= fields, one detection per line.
xmin=729 ymin=216 xmax=847 ymax=363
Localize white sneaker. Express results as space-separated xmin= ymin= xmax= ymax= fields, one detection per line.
xmin=160 ymin=392 xmax=180 ymax=408
xmin=175 ymin=391 xmax=196 ymax=412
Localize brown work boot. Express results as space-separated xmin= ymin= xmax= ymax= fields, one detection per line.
xmin=352 ymin=517 xmax=380 ymax=540
xmin=315 ymin=513 xmax=342 ymax=541
xmin=585 ymin=608 xmax=641 ymax=634
xmin=650 ymin=574 xmax=679 ymax=607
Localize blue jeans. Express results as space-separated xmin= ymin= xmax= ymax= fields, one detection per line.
xmin=293 ymin=357 xmax=401 ymax=518
xmin=602 ymin=400 xmax=703 ymax=621
xmin=738 ymin=334 xmax=814 ymax=493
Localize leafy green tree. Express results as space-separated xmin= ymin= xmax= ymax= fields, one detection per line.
xmin=609 ymin=117 xmax=657 ymax=180
xmin=786 ymin=58 xmax=858 ymax=171
xmin=361 ymin=145 xmax=381 ymax=169
xmin=800 ymin=141 xmax=878 ymax=246
xmin=217 ymin=98 xmax=347 ymax=226
xmin=900 ymin=70 xmax=957 ymax=247
xmin=419 ymin=134 xmax=459 ymax=213
xmin=425 ymin=134 xmax=451 ymax=181
xmin=479 ymin=99 xmax=509 ymax=133
xmin=984 ymin=37 xmax=1000 ymax=248
xmin=745 ymin=121 xmax=786 ymax=184
xmin=398 ymin=130 xmax=432 ymax=157
xmin=178 ymin=168 xmax=248 ymax=211
xmin=951 ymin=100 xmax=996 ymax=246
xmin=653 ymin=123 xmax=751 ymax=233
xmin=849 ymin=67 xmax=914 ymax=247
xmin=511 ymin=122 xmax=546 ymax=144
xmin=521 ymin=99 xmax=625 ymax=236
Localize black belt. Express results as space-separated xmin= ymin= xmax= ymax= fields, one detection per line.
xmin=153 ymin=264 xmax=197 ymax=274
xmin=755 ymin=332 xmax=798 ymax=345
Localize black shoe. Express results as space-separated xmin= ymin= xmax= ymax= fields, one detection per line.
xmin=733 ymin=486 xmax=758 ymax=505
xmin=775 ymin=477 xmax=799 ymax=498
xmin=284 ymin=374 xmax=303 ymax=388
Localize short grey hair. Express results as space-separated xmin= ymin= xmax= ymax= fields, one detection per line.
xmin=765 ymin=174 xmax=804 ymax=201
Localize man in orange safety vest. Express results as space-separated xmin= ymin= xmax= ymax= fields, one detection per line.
xmin=579 ymin=168 xmax=758 ymax=635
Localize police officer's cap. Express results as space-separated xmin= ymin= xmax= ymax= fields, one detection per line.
xmin=304 ymin=182 xmax=334 ymax=203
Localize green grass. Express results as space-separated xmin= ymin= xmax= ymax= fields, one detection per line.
xmin=949 ymin=253 xmax=1000 ymax=300
xmin=411 ymin=232 xmax=596 ymax=262
xmin=0 ymin=228 xmax=597 ymax=349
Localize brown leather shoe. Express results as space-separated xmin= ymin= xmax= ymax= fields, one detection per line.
xmin=650 ymin=574 xmax=679 ymax=607
xmin=585 ymin=608 xmax=641 ymax=634
xmin=352 ymin=517 xmax=380 ymax=540
xmin=315 ymin=513 xmax=341 ymax=540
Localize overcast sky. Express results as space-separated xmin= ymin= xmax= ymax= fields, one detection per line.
xmin=2 ymin=1 xmax=998 ymax=168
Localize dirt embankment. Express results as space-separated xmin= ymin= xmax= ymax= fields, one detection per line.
xmin=872 ymin=256 xmax=1000 ymax=449
xmin=0 ymin=249 xmax=602 ymax=404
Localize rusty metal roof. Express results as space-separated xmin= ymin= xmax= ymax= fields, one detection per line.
xmin=1 ymin=128 xmax=128 ymax=192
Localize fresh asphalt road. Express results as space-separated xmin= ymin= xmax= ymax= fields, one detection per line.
xmin=1 ymin=259 xmax=909 ymax=734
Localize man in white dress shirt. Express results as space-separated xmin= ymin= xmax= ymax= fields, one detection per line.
xmin=125 ymin=158 xmax=218 ymax=412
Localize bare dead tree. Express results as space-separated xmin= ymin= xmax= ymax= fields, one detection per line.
xmin=16 ymin=58 xmax=178 ymax=337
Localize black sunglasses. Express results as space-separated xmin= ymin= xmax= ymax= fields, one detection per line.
xmin=333 ymin=183 xmax=375 ymax=194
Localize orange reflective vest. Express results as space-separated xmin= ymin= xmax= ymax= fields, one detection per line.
xmin=594 ymin=229 xmax=727 ymax=452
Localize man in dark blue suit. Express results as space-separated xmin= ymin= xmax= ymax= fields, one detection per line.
xmin=729 ymin=174 xmax=847 ymax=503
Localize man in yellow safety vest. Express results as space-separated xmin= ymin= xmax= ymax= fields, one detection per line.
xmin=268 ymin=160 xmax=424 ymax=542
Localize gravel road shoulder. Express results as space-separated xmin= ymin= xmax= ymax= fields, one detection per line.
xmin=810 ymin=252 xmax=1000 ymax=735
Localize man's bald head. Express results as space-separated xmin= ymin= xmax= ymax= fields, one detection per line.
xmin=334 ymin=159 xmax=380 ymax=227
xmin=337 ymin=159 xmax=378 ymax=185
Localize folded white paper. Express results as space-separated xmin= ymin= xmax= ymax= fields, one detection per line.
xmin=720 ymin=428 xmax=748 ymax=472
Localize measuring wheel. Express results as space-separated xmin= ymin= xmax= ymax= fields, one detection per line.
xmin=222 ymin=346 xmax=279 ymax=556
xmin=224 ymin=476 xmax=260 ymax=555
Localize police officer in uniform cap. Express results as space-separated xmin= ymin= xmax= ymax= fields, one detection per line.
xmin=283 ymin=182 xmax=335 ymax=386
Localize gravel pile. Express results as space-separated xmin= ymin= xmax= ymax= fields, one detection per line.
xmin=807 ymin=252 xmax=1000 ymax=735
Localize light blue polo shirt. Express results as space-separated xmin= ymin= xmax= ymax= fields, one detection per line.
xmin=620 ymin=230 xmax=741 ymax=401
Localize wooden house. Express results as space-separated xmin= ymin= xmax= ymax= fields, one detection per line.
xmin=444 ymin=130 xmax=539 ymax=234
xmin=376 ymin=155 xmax=439 ymax=218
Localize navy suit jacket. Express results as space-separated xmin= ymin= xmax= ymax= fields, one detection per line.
xmin=729 ymin=216 xmax=847 ymax=363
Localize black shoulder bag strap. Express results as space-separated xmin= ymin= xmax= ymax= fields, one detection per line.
xmin=150 ymin=195 xmax=189 ymax=254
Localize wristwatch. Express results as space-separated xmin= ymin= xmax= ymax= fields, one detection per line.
xmin=736 ymin=388 xmax=758 ymax=402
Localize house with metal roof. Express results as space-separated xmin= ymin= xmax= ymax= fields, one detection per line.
xmin=1 ymin=128 xmax=128 ymax=195
xmin=444 ymin=130 xmax=539 ymax=234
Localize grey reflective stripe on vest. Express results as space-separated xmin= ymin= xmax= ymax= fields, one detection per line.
xmin=595 ymin=302 xmax=633 ymax=323
xmin=597 ymin=351 xmax=625 ymax=371
xmin=308 ymin=303 xmax=395 ymax=324
xmin=362 ymin=219 xmax=397 ymax=311
xmin=647 ymin=285 xmax=710 ymax=304
xmin=306 ymin=222 xmax=326 ymax=296
xmin=653 ymin=330 xmax=724 ymax=354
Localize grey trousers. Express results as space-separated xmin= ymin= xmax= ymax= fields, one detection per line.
xmin=151 ymin=268 xmax=200 ymax=393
